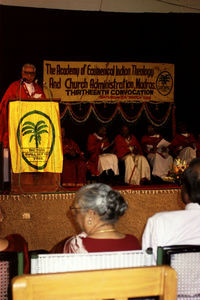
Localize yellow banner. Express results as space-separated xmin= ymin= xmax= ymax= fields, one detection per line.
xmin=43 ymin=60 xmax=174 ymax=103
xmin=9 ymin=101 xmax=63 ymax=173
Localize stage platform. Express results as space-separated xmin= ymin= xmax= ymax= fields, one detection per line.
xmin=0 ymin=185 xmax=183 ymax=251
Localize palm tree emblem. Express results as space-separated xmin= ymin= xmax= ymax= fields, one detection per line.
xmin=158 ymin=73 xmax=171 ymax=86
xmin=156 ymin=71 xmax=173 ymax=96
xmin=22 ymin=120 xmax=48 ymax=148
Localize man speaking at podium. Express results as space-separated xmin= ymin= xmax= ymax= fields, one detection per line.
xmin=0 ymin=63 xmax=46 ymax=190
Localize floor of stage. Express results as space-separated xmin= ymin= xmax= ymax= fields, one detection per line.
xmin=0 ymin=171 xmax=180 ymax=195
xmin=1 ymin=182 xmax=179 ymax=195
xmin=61 ymin=182 xmax=179 ymax=192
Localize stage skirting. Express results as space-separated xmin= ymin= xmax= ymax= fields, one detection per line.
xmin=0 ymin=188 xmax=184 ymax=251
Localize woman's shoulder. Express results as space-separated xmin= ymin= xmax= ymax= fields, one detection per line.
xmin=123 ymin=234 xmax=141 ymax=249
xmin=122 ymin=233 xmax=136 ymax=240
xmin=63 ymin=232 xmax=88 ymax=253
xmin=83 ymin=233 xmax=141 ymax=252
xmin=124 ymin=233 xmax=139 ymax=241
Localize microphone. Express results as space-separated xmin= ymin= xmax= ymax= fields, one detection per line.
xmin=16 ymin=78 xmax=25 ymax=98
xmin=19 ymin=79 xmax=25 ymax=99
xmin=20 ymin=78 xmax=26 ymax=84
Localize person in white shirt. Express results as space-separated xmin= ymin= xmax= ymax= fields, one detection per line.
xmin=142 ymin=157 xmax=200 ymax=264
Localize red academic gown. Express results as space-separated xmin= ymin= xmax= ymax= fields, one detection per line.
xmin=0 ymin=80 xmax=46 ymax=148
xmin=3 ymin=234 xmax=29 ymax=274
xmin=62 ymin=137 xmax=86 ymax=186
xmin=170 ymin=133 xmax=196 ymax=157
xmin=87 ymin=133 xmax=111 ymax=176
xmin=114 ymin=134 xmax=143 ymax=159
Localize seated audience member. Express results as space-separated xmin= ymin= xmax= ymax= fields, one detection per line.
xmin=142 ymin=157 xmax=200 ymax=264
xmin=63 ymin=183 xmax=141 ymax=253
xmin=87 ymin=126 xmax=119 ymax=182
xmin=170 ymin=122 xmax=196 ymax=164
xmin=141 ymin=124 xmax=173 ymax=181
xmin=0 ymin=207 xmax=29 ymax=273
xmin=61 ymin=127 xmax=87 ymax=187
xmin=114 ymin=125 xmax=151 ymax=185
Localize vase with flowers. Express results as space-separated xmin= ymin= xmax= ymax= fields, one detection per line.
xmin=167 ymin=158 xmax=188 ymax=186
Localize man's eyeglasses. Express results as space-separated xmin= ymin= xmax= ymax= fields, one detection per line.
xmin=23 ymin=71 xmax=35 ymax=75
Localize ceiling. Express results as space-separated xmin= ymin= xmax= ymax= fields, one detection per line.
xmin=0 ymin=0 xmax=200 ymax=13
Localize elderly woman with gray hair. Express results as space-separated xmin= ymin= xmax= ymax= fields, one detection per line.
xmin=63 ymin=183 xmax=140 ymax=253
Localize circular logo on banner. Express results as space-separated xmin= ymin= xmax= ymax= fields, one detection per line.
xmin=17 ymin=110 xmax=55 ymax=170
xmin=156 ymin=71 xmax=173 ymax=96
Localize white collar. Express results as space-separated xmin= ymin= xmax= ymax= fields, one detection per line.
xmin=150 ymin=134 xmax=160 ymax=138
xmin=181 ymin=133 xmax=190 ymax=137
xmin=24 ymin=81 xmax=35 ymax=96
xmin=24 ymin=82 xmax=34 ymax=86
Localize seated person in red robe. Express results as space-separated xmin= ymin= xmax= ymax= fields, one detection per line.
xmin=61 ymin=127 xmax=87 ymax=187
xmin=170 ymin=122 xmax=196 ymax=164
xmin=0 ymin=207 xmax=29 ymax=273
xmin=114 ymin=125 xmax=151 ymax=185
xmin=141 ymin=124 xmax=173 ymax=180
xmin=87 ymin=126 xmax=119 ymax=181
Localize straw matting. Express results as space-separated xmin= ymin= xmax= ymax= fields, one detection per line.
xmin=0 ymin=188 xmax=184 ymax=251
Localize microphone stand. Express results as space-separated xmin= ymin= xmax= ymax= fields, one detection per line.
xmin=42 ymin=81 xmax=53 ymax=100
xmin=15 ymin=78 xmax=25 ymax=100
xmin=42 ymin=81 xmax=65 ymax=191
xmin=19 ymin=79 xmax=24 ymax=100
xmin=18 ymin=78 xmax=25 ymax=193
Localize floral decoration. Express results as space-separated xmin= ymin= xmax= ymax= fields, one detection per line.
xmin=167 ymin=158 xmax=188 ymax=186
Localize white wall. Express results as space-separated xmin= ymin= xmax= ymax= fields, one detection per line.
xmin=0 ymin=0 xmax=200 ymax=12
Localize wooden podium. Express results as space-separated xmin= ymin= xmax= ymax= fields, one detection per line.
xmin=11 ymin=172 xmax=61 ymax=193
xmin=9 ymin=99 xmax=62 ymax=194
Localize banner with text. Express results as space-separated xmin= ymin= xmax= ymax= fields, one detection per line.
xmin=43 ymin=60 xmax=174 ymax=103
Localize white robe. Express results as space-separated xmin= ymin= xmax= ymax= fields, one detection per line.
xmin=177 ymin=146 xmax=196 ymax=165
xmin=98 ymin=153 xmax=119 ymax=175
xmin=151 ymin=153 xmax=173 ymax=178
xmin=147 ymin=138 xmax=173 ymax=179
xmin=123 ymin=154 xmax=151 ymax=185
